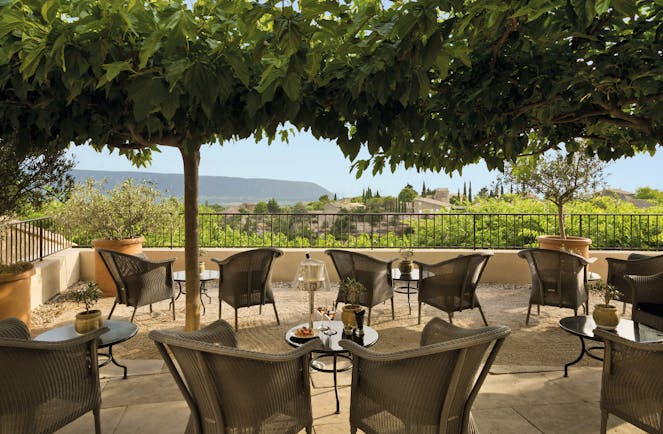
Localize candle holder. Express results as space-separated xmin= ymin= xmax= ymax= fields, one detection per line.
xmin=293 ymin=253 xmax=331 ymax=331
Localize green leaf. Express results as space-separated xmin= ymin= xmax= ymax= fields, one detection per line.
xmin=611 ymin=0 xmax=637 ymax=16
xmin=223 ymin=52 xmax=250 ymax=87
xmin=98 ymin=61 xmax=134 ymax=88
xmin=139 ymin=32 xmax=162 ymax=69
xmin=41 ymin=0 xmax=60 ymax=24
xmin=594 ymin=0 xmax=611 ymax=15
xmin=281 ymin=73 xmax=301 ymax=101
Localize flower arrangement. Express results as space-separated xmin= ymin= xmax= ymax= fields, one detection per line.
xmin=68 ymin=282 xmax=102 ymax=313
xmin=399 ymin=248 xmax=414 ymax=260
xmin=588 ymin=282 xmax=623 ymax=307
xmin=339 ymin=277 xmax=366 ymax=306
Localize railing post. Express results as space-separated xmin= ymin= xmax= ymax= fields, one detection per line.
xmin=39 ymin=221 xmax=44 ymax=261
xmin=473 ymin=214 xmax=477 ymax=249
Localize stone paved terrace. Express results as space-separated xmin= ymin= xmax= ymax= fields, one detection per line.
xmin=56 ymin=360 xmax=646 ymax=434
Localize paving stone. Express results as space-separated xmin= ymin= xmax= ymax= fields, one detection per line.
xmin=112 ymin=401 xmax=189 ymax=434
xmin=473 ymin=407 xmax=542 ymax=434
xmin=55 ymin=407 xmax=125 ymax=434
xmin=101 ymin=373 xmax=182 ymax=408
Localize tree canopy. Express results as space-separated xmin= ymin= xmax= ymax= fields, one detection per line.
xmin=1 ymin=0 xmax=661 ymax=328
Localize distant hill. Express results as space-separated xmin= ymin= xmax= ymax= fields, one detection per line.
xmin=71 ymin=170 xmax=332 ymax=205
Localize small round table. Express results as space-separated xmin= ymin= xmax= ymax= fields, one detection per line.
xmin=392 ymin=268 xmax=429 ymax=315
xmin=285 ymin=320 xmax=378 ymax=414
xmin=172 ymin=270 xmax=218 ymax=315
xmin=35 ymin=319 xmax=138 ymax=379
xmin=559 ymin=315 xmax=663 ymax=377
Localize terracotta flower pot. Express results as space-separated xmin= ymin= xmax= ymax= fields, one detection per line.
xmin=592 ymin=304 xmax=620 ymax=330
xmin=341 ymin=304 xmax=363 ymax=329
xmin=537 ymin=235 xmax=592 ymax=258
xmin=92 ymin=237 xmax=143 ymax=297
xmin=75 ymin=309 xmax=103 ymax=333
xmin=0 ymin=265 xmax=35 ymax=328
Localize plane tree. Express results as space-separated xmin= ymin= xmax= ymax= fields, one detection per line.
xmin=1 ymin=0 xmax=661 ymax=330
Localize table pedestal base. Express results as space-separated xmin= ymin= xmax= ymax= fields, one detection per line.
xmin=564 ymin=336 xmax=604 ymax=377
xmin=98 ymin=345 xmax=129 ymax=379
xmin=311 ymin=353 xmax=352 ymax=414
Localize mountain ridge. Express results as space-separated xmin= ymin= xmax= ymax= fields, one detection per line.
xmin=71 ymin=169 xmax=332 ymax=205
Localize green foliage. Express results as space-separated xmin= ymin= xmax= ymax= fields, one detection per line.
xmin=398 ymin=185 xmax=418 ymax=203
xmin=503 ymin=141 xmax=607 ymax=238
xmin=339 ymin=277 xmax=366 ymax=305
xmin=588 ymin=282 xmax=623 ymax=306
xmin=68 ymin=282 xmax=102 ymax=312
xmin=266 ymin=198 xmax=281 ymax=213
xmin=55 ymin=179 xmax=180 ymax=240
xmin=634 ymin=188 xmax=663 ymax=205
xmin=254 ymin=202 xmax=268 ymax=214
xmin=0 ymin=262 xmax=33 ymax=275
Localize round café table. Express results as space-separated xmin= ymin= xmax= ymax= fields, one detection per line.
xmin=286 ymin=320 xmax=378 ymax=414
xmin=35 ymin=319 xmax=138 ymax=379
xmin=172 ymin=270 xmax=218 ymax=315
xmin=559 ymin=315 xmax=663 ymax=377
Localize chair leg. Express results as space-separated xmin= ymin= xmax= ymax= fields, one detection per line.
xmin=171 ymin=297 xmax=176 ymax=320
xmin=417 ymin=302 xmax=422 ymax=325
xmin=526 ymin=303 xmax=532 ymax=325
xmin=93 ymin=406 xmax=101 ymax=434
xmin=108 ymin=301 xmax=118 ymax=320
xmin=574 ymin=308 xmax=578 ymax=317
xmin=367 ymin=308 xmax=372 ymax=326
xmin=390 ymin=296 xmax=395 ymax=320
xmin=600 ymin=410 xmax=608 ymax=434
xmin=234 ymin=308 xmax=239 ymax=331
xmin=448 ymin=312 xmax=454 ymax=324
xmin=259 ymin=304 xmax=263 ymax=314
xmin=149 ymin=304 xmax=153 ymax=313
xmin=273 ymin=303 xmax=280 ymax=325
xmin=622 ymin=301 xmax=627 ymax=315
xmin=350 ymin=425 xmax=357 ymax=434
xmin=219 ymin=299 xmax=222 ymax=320
xmin=478 ymin=306 xmax=488 ymax=326
xmin=130 ymin=307 xmax=138 ymax=323
xmin=306 ymin=426 xmax=313 ymax=434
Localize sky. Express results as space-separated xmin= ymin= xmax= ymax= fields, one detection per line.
xmin=69 ymin=132 xmax=663 ymax=199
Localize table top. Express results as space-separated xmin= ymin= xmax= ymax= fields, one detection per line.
xmin=559 ymin=316 xmax=663 ymax=343
xmin=35 ymin=319 xmax=138 ymax=348
xmin=391 ymin=268 xmax=432 ymax=281
xmin=172 ymin=269 xmax=219 ymax=282
xmin=285 ymin=321 xmax=378 ymax=352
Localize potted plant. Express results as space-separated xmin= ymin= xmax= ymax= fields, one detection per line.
xmin=68 ymin=282 xmax=103 ymax=333
xmin=503 ymin=140 xmax=607 ymax=257
xmin=55 ymin=179 xmax=179 ymax=296
xmin=398 ymin=248 xmax=414 ymax=274
xmin=198 ymin=249 xmax=207 ymax=274
xmin=588 ymin=281 xmax=623 ymax=330
xmin=339 ymin=277 xmax=366 ymax=331
xmin=0 ymin=139 xmax=74 ymax=327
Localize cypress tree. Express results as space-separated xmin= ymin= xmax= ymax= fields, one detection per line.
xmin=468 ymin=183 xmax=472 ymax=202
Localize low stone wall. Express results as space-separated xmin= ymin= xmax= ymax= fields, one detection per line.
xmin=29 ymin=247 xmax=644 ymax=308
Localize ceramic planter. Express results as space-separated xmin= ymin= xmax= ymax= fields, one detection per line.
xmin=538 ymin=235 xmax=592 ymax=258
xmin=593 ymin=304 xmax=620 ymax=330
xmin=75 ymin=309 xmax=103 ymax=333
xmin=398 ymin=260 xmax=413 ymax=274
xmin=199 ymin=261 xmax=206 ymax=274
xmin=92 ymin=237 xmax=143 ymax=296
xmin=341 ymin=304 xmax=363 ymax=329
xmin=0 ymin=265 xmax=35 ymax=327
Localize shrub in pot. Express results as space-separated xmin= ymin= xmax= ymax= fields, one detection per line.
xmin=339 ymin=277 xmax=366 ymax=331
xmin=503 ymin=140 xmax=607 ymax=258
xmin=589 ymin=282 xmax=623 ymax=330
xmin=55 ymin=179 xmax=179 ymax=296
xmin=68 ymin=282 xmax=103 ymax=333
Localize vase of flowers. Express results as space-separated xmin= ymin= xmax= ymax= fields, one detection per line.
xmin=339 ymin=277 xmax=366 ymax=330
xmin=589 ymin=282 xmax=623 ymax=330
xmin=398 ymin=248 xmax=414 ymax=274
xmin=198 ymin=249 xmax=207 ymax=274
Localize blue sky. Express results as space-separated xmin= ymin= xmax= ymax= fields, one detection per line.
xmin=69 ymin=132 xmax=663 ymax=199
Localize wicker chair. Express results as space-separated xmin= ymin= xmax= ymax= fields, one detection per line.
xmin=594 ymin=327 xmax=663 ymax=434
xmin=518 ymin=248 xmax=592 ymax=324
xmin=150 ymin=320 xmax=322 ymax=434
xmin=0 ymin=317 xmax=108 ymax=434
xmin=414 ymin=253 xmax=493 ymax=326
xmin=325 ymin=249 xmax=396 ymax=326
xmin=339 ymin=317 xmax=510 ymax=434
xmin=625 ymin=271 xmax=663 ymax=331
xmin=606 ymin=253 xmax=663 ymax=313
xmin=98 ymin=248 xmax=176 ymax=322
xmin=211 ymin=248 xmax=283 ymax=331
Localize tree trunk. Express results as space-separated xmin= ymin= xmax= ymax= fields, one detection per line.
xmin=181 ymin=146 xmax=201 ymax=331
xmin=557 ymin=203 xmax=566 ymax=239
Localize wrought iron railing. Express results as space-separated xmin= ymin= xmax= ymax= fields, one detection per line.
xmin=0 ymin=218 xmax=73 ymax=264
xmin=6 ymin=213 xmax=663 ymax=259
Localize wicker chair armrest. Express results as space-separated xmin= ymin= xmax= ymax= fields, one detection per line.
xmin=594 ymin=328 xmax=663 ymax=352
xmin=0 ymin=318 xmax=31 ymax=339
xmin=151 ymin=320 xmax=238 ymax=347
xmin=626 ymin=272 xmax=663 ymax=305
xmin=340 ymin=325 xmax=510 ymax=362
xmin=3 ymin=326 xmax=108 ymax=350
xmin=586 ymin=257 xmax=598 ymax=264
xmin=144 ymin=257 xmax=176 ymax=270
xmin=211 ymin=257 xmax=231 ymax=266
xmin=151 ymin=328 xmax=323 ymax=361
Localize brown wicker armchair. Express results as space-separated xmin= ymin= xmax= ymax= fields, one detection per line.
xmin=518 ymin=248 xmax=591 ymax=324
xmin=211 ymin=248 xmax=283 ymax=330
xmin=150 ymin=319 xmax=322 ymax=434
xmin=414 ymin=253 xmax=493 ymax=325
xmin=0 ymin=317 xmax=108 ymax=434
xmin=325 ymin=249 xmax=396 ymax=326
xmin=98 ymin=248 xmax=176 ymax=322
xmin=625 ymin=271 xmax=663 ymax=331
xmin=606 ymin=253 xmax=663 ymax=313
xmin=594 ymin=327 xmax=663 ymax=434
xmin=339 ymin=317 xmax=510 ymax=434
